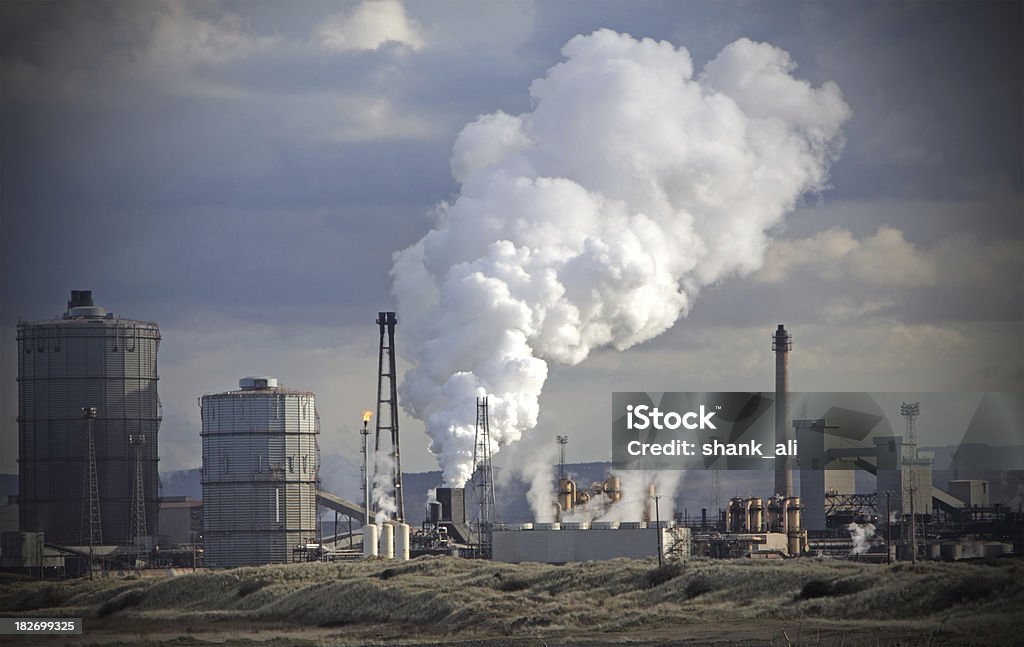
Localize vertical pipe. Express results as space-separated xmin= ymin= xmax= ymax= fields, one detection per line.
xmin=275 ymin=488 xmax=280 ymax=524
xmin=361 ymin=420 xmax=370 ymax=526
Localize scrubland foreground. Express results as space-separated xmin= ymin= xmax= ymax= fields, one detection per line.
xmin=1 ymin=556 xmax=1021 ymax=646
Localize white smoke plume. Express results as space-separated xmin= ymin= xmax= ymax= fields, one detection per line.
xmin=847 ymin=522 xmax=876 ymax=555
xmin=595 ymin=470 xmax=684 ymax=524
xmin=372 ymin=451 xmax=397 ymax=525
xmin=392 ymin=29 xmax=850 ymax=493
xmin=522 ymin=442 xmax=559 ymax=522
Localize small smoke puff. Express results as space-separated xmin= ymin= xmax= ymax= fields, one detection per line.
xmin=393 ymin=29 xmax=850 ymax=496
xmin=847 ymin=522 xmax=876 ymax=555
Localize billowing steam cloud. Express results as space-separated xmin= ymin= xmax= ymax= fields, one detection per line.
xmin=847 ymin=522 xmax=876 ymax=555
xmin=392 ymin=30 xmax=851 ymax=496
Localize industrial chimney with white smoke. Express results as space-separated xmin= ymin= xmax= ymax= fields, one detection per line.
xmin=391 ymin=29 xmax=851 ymax=515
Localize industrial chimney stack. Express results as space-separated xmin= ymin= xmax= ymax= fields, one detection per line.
xmin=772 ymin=324 xmax=793 ymax=498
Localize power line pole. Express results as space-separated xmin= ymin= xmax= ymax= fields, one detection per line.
xmin=653 ymin=494 xmax=663 ymax=567
xmin=884 ymin=490 xmax=892 ymax=565
xmin=80 ymin=407 xmax=101 ymax=579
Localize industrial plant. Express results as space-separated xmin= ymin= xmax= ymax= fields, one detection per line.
xmin=1 ymin=292 xmax=1022 ymax=578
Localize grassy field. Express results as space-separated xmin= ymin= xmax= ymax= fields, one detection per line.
xmin=1 ymin=556 xmax=1021 ymax=645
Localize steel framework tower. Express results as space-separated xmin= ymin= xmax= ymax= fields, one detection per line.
xmin=474 ymin=396 xmax=496 ymax=558
xmin=80 ymin=407 xmax=103 ymax=547
xmin=129 ymin=433 xmax=148 ymax=554
xmin=374 ymin=312 xmax=404 ymax=522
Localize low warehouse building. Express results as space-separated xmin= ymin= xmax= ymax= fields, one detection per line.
xmin=491 ymin=522 xmax=690 ymax=563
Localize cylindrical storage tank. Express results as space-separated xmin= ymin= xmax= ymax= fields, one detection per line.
xmin=741 ymin=498 xmax=753 ymax=532
xmin=749 ymin=497 xmax=763 ymax=533
xmin=17 ymin=291 xmax=161 ymax=546
xmin=363 ymin=524 xmax=379 ymax=558
xmin=201 ymin=377 xmax=319 ymax=567
xmin=767 ymin=497 xmax=782 ymax=532
xmin=940 ymin=543 xmax=962 ymax=561
xmin=984 ymin=542 xmax=1010 ymax=558
xmin=728 ymin=498 xmax=744 ymax=533
xmin=557 ymin=478 xmax=575 ymax=512
xmin=786 ymin=497 xmax=801 ymax=531
xmin=379 ymin=522 xmax=395 ymax=558
xmin=604 ymin=476 xmax=621 ymax=502
xmin=785 ymin=497 xmax=802 ymax=557
xmin=394 ymin=523 xmax=410 ymax=561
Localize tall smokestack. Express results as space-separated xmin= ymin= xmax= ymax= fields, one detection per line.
xmin=773 ymin=324 xmax=792 ymax=497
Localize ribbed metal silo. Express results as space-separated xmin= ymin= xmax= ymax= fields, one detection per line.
xmin=17 ymin=290 xmax=161 ymax=545
xmin=201 ymin=377 xmax=319 ymax=567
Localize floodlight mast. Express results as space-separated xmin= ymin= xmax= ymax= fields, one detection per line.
xmin=900 ymin=401 xmax=921 ymax=563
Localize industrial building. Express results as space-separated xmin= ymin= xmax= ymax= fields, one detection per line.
xmin=492 ymin=523 xmax=690 ymax=563
xmin=158 ymin=496 xmax=203 ymax=546
xmin=201 ymin=377 xmax=320 ymax=567
xmin=17 ymin=290 xmax=161 ymax=547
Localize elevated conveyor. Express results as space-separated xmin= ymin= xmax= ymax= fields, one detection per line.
xmin=317 ymin=491 xmax=366 ymax=521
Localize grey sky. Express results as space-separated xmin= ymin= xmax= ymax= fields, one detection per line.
xmin=1 ymin=1 xmax=1021 ymax=497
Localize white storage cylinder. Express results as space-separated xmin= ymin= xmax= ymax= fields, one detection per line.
xmin=394 ymin=523 xmax=411 ymax=561
xmin=363 ymin=524 xmax=379 ymax=558
xmin=379 ymin=522 xmax=395 ymax=559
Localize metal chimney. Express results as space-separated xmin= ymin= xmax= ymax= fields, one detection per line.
xmin=772 ymin=324 xmax=793 ymax=497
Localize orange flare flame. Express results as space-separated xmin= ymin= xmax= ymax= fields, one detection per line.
xmin=362 ymin=410 xmax=374 ymax=423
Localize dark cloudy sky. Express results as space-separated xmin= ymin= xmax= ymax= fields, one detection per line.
xmin=1 ymin=1 xmax=1021 ymax=495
